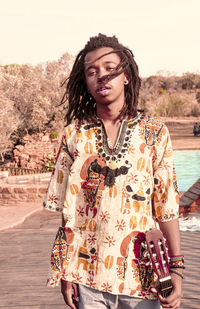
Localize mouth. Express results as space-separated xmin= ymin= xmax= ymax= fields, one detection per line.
xmin=96 ymin=85 xmax=111 ymax=96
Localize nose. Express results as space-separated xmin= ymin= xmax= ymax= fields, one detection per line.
xmin=97 ymin=68 xmax=108 ymax=84
xmin=97 ymin=68 xmax=104 ymax=82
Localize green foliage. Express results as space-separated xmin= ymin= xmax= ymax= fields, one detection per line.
xmin=45 ymin=154 xmax=56 ymax=171
xmin=158 ymin=88 xmax=167 ymax=95
xmin=50 ymin=131 xmax=59 ymax=139
xmin=168 ymin=96 xmax=184 ymax=116
xmin=154 ymin=96 xmax=185 ymax=117
xmin=155 ymin=103 xmax=168 ymax=117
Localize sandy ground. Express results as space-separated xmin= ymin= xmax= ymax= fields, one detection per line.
xmin=162 ymin=117 xmax=200 ymax=150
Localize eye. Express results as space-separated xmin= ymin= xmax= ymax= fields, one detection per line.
xmin=106 ymin=66 xmax=115 ymax=72
xmin=87 ymin=69 xmax=96 ymax=77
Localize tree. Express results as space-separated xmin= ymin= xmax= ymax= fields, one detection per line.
xmin=0 ymin=93 xmax=20 ymax=161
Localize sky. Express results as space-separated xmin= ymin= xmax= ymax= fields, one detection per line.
xmin=0 ymin=0 xmax=200 ymax=77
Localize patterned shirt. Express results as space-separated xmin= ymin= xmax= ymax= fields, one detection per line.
xmin=43 ymin=113 xmax=179 ymax=299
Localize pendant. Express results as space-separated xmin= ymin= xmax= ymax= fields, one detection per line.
xmin=109 ymin=160 xmax=117 ymax=170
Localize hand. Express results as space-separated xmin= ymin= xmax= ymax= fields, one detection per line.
xmin=150 ymin=273 xmax=182 ymax=308
xmin=61 ymin=279 xmax=79 ymax=309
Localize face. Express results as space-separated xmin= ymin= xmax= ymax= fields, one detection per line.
xmin=84 ymin=47 xmax=128 ymax=106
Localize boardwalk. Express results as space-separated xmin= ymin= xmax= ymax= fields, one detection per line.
xmin=0 ymin=210 xmax=200 ymax=309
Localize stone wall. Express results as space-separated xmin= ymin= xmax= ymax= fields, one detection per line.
xmin=6 ymin=132 xmax=61 ymax=171
xmin=0 ymin=185 xmax=48 ymax=206
xmin=0 ymin=173 xmax=51 ymax=207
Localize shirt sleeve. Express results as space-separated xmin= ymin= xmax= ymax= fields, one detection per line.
xmin=43 ymin=130 xmax=73 ymax=213
xmin=153 ymin=125 xmax=179 ymax=222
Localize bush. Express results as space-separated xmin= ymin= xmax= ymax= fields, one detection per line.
xmin=155 ymin=103 xmax=168 ymax=117
xmin=45 ymin=154 xmax=56 ymax=171
xmin=167 ymin=96 xmax=185 ymax=116
xmin=180 ymin=73 xmax=195 ymax=90
xmin=154 ymin=95 xmax=185 ymax=117
xmin=50 ymin=131 xmax=59 ymax=139
xmin=190 ymin=105 xmax=200 ymax=117
xmin=196 ymin=92 xmax=200 ymax=104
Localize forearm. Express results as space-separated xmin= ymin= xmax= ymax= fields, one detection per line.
xmin=158 ymin=218 xmax=181 ymax=256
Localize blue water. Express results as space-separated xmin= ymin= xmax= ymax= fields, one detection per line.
xmin=174 ymin=150 xmax=200 ymax=192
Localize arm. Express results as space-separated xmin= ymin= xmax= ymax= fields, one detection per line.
xmin=152 ymin=125 xmax=183 ymax=308
xmin=158 ymin=218 xmax=181 ymax=257
xmin=156 ymin=219 xmax=182 ymax=308
xmin=61 ymin=213 xmax=79 ymax=309
xmin=43 ymin=131 xmax=72 ymax=213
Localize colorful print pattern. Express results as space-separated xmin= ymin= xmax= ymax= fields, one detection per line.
xmin=43 ymin=113 xmax=179 ymax=299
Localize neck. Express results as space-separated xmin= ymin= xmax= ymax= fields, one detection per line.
xmin=96 ymin=103 xmax=124 ymax=124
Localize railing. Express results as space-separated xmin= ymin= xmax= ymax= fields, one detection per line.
xmin=0 ymin=166 xmax=47 ymax=176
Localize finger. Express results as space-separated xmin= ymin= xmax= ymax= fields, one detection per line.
xmin=158 ymin=293 xmax=181 ymax=308
xmin=160 ymin=302 xmax=176 ymax=308
xmin=149 ymin=287 xmax=158 ymax=295
xmin=72 ymin=283 xmax=79 ymax=300
xmin=61 ymin=281 xmax=76 ymax=309
xmin=64 ymin=288 xmax=76 ymax=309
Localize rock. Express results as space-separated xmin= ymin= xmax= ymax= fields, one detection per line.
xmin=6 ymin=131 xmax=61 ymax=172
xmin=41 ymin=135 xmax=50 ymax=142
xmin=15 ymin=145 xmax=24 ymax=152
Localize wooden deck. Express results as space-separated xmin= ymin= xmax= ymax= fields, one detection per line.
xmin=0 ymin=210 xmax=200 ymax=308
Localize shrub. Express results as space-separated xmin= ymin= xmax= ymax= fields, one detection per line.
xmin=196 ymin=92 xmax=200 ymax=104
xmin=50 ymin=131 xmax=59 ymax=139
xmin=45 ymin=154 xmax=56 ymax=171
xmin=167 ymin=96 xmax=184 ymax=116
xmin=155 ymin=103 xmax=168 ymax=117
xmin=190 ymin=105 xmax=200 ymax=117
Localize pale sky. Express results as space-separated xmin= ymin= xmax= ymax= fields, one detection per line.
xmin=1 ymin=0 xmax=200 ymax=77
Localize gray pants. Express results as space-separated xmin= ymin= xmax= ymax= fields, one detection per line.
xmin=78 ymin=285 xmax=161 ymax=309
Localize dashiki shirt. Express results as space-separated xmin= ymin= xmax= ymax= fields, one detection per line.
xmin=43 ymin=113 xmax=179 ymax=300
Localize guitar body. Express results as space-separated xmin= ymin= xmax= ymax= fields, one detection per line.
xmin=146 ymin=228 xmax=173 ymax=297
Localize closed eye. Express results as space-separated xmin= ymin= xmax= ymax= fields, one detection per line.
xmin=87 ymin=70 xmax=96 ymax=77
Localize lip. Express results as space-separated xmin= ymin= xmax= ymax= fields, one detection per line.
xmin=96 ymin=85 xmax=111 ymax=96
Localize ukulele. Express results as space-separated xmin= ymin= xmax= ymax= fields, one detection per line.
xmin=146 ymin=228 xmax=173 ymax=297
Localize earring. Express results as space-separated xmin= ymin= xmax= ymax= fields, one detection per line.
xmin=124 ymin=80 xmax=128 ymax=85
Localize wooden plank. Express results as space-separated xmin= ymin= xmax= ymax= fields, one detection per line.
xmin=180 ymin=196 xmax=194 ymax=206
xmin=183 ymin=191 xmax=198 ymax=200
xmin=189 ymin=186 xmax=200 ymax=195
xmin=0 ymin=209 xmax=199 ymax=308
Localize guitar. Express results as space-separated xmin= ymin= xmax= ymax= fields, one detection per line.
xmin=146 ymin=228 xmax=173 ymax=297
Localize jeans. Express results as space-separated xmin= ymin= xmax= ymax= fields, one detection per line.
xmin=78 ymin=285 xmax=161 ymax=309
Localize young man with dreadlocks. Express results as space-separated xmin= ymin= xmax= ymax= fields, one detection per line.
xmin=44 ymin=34 xmax=183 ymax=309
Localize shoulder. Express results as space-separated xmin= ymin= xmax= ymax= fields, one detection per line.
xmin=63 ymin=119 xmax=98 ymax=143
xmin=137 ymin=114 xmax=170 ymax=146
xmin=139 ymin=114 xmax=165 ymax=128
xmin=139 ymin=115 xmax=169 ymax=133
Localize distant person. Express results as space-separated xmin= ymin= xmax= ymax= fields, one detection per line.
xmin=193 ymin=122 xmax=199 ymax=136
xmin=44 ymin=33 xmax=183 ymax=309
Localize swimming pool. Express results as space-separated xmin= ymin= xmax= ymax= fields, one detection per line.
xmin=173 ymin=150 xmax=200 ymax=192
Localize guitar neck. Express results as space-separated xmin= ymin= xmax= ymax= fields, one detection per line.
xmin=146 ymin=228 xmax=173 ymax=298
xmin=159 ymin=276 xmax=173 ymax=297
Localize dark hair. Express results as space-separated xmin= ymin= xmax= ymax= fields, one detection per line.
xmin=61 ymin=33 xmax=141 ymax=125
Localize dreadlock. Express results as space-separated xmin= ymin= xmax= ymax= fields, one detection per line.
xmin=61 ymin=33 xmax=141 ymax=125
